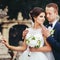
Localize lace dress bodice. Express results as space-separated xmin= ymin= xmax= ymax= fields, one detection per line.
xmin=25 ymin=28 xmax=44 ymax=48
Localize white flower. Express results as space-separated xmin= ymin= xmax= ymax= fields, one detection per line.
xmin=50 ymin=29 xmax=55 ymax=37
xmin=26 ymin=35 xmax=41 ymax=48
xmin=50 ymin=29 xmax=55 ymax=35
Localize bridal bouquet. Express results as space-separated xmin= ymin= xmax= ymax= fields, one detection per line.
xmin=26 ymin=34 xmax=41 ymax=48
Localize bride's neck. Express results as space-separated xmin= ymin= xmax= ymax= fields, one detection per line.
xmin=33 ymin=23 xmax=41 ymax=29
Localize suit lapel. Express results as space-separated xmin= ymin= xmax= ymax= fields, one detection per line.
xmin=53 ymin=21 xmax=59 ymax=30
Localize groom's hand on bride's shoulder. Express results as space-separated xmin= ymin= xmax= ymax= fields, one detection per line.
xmin=22 ymin=29 xmax=29 ymax=39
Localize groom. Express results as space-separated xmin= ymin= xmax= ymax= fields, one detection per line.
xmin=22 ymin=3 xmax=60 ymax=60
xmin=42 ymin=3 xmax=60 ymax=60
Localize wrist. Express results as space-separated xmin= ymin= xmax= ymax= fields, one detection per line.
xmin=6 ymin=43 xmax=10 ymax=48
xmin=46 ymin=35 xmax=51 ymax=39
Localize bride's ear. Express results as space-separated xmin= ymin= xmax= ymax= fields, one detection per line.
xmin=33 ymin=17 xmax=36 ymax=21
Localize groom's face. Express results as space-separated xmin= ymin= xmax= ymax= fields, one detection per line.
xmin=45 ymin=7 xmax=57 ymax=23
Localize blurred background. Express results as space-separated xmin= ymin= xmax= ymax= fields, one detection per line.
xmin=0 ymin=0 xmax=60 ymax=20
xmin=0 ymin=0 xmax=60 ymax=60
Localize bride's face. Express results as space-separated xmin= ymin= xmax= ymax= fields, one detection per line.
xmin=34 ymin=12 xmax=45 ymax=24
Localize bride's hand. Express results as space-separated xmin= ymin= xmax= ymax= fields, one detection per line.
xmin=2 ymin=38 xmax=9 ymax=47
xmin=29 ymin=47 xmax=37 ymax=52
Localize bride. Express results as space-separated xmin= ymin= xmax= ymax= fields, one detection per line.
xmin=2 ymin=7 xmax=55 ymax=60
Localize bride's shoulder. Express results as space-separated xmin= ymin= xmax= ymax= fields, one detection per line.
xmin=26 ymin=27 xmax=32 ymax=31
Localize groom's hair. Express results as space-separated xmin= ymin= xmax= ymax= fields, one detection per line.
xmin=46 ymin=3 xmax=58 ymax=12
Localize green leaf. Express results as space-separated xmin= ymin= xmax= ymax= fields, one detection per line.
xmin=32 ymin=36 xmax=35 ymax=40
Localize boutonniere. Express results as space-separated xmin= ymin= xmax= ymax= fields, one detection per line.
xmin=50 ymin=29 xmax=55 ymax=37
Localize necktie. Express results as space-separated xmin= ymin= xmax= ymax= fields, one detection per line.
xmin=48 ymin=24 xmax=52 ymax=27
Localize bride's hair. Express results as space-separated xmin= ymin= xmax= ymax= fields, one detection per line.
xmin=29 ymin=7 xmax=45 ymax=22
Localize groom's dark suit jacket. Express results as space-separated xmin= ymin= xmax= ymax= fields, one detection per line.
xmin=47 ymin=21 xmax=60 ymax=60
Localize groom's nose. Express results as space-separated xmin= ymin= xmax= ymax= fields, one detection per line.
xmin=46 ymin=14 xmax=49 ymax=18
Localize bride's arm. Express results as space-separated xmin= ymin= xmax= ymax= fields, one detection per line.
xmin=37 ymin=38 xmax=52 ymax=52
xmin=2 ymin=39 xmax=27 ymax=52
xmin=30 ymin=38 xmax=52 ymax=52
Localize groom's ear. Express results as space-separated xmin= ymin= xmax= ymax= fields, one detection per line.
xmin=54 ymin=8 xmax=58 ymax=15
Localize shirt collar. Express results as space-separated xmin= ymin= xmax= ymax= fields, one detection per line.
xmin=49 ymin=19 xmax=58 ymax=28
xmin=52 ymin=19 xmax=58 ymax=28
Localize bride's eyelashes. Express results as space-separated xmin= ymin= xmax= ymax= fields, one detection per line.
xmin=40 ymin=16 xmax=43 ymax=17
xmin=40 ymin=16 xmax=45 ymax=18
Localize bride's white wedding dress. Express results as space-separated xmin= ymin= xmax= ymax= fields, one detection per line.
xmin=19 ymin=28 xmax=55 ymax=60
